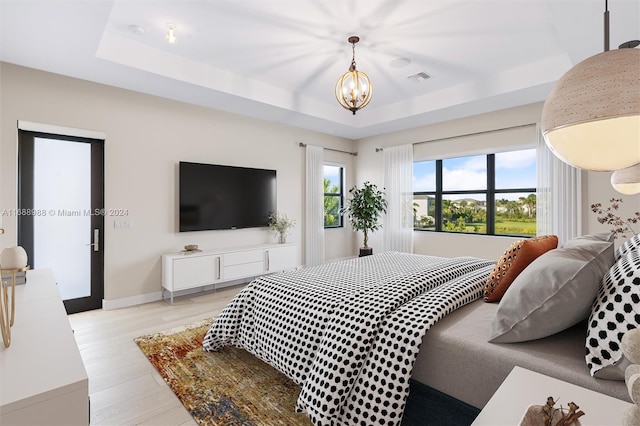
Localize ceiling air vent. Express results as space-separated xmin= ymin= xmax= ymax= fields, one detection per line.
xmin=407 ymin=72 xmax=431 ymax=83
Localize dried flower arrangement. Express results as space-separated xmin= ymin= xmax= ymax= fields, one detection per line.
xmin=520 ymin=396 xmax=585 ymax=426
xmin=268 ymin=212 xmax=295 ymax=243
xmin=590 ymin=198 xmax=640 ymax=239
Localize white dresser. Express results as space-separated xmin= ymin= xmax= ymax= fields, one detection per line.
xmin=0 ymin=269 xmax=89 ymax=426
xmin=162 ymin=243 xmax=297 ymax=303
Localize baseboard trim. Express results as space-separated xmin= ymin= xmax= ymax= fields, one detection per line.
xmin=102 ymin=291 xmax=163 ymax=310
xmin=101 ymin=280 xmax=249 ymax=310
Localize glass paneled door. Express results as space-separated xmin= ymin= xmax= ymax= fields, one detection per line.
xmin=18 ymin=130 xmax=105 ymax=314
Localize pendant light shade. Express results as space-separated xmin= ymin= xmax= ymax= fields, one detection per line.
xmin=335 ymin=36 xmax=372 ymax=115
xmin=611 ymin=163 xmax=640 ymax=195
xmin=541 ymin=48 xmax=640 ymax=171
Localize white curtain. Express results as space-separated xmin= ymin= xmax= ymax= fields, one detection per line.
xmin=305 ymin=145 xmax=324 ymax=267
xmin=383 ymin=144 xmax=414 ymax=253
xmin=536 ymin=125 xmax=582 ymax=245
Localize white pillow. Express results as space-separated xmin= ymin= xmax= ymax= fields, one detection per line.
xmin=617 ymin=233 xmax=640 ymax=260
xmin=586 ymin=249 xmax=640 ymax=380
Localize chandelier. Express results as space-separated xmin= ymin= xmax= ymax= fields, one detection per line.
xmin=335 ymin=36 xmax=372 ymax=115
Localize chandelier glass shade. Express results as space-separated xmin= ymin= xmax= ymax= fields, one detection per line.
xmin=335 ymin=36 xmax=372 ymax=115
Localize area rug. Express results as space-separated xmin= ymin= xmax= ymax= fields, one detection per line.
xmin=134 ymin=319 xmax=311 ymax=426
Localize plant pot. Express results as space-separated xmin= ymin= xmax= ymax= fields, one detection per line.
xmin=359 ymin=247 xmax=373 ymax=257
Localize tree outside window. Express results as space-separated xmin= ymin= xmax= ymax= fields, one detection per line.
xmin=413 ymin=148 xmax=536 ymax=236
xmin=324 ymin=165 xmax=344 ymax=228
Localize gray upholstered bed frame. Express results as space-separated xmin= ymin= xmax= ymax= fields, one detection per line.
xmin=412 ymin=299 xmax=629 ymax=409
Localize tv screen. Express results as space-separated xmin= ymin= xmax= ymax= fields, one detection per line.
xmin=179 ymin=162 xmax=276 ymax=232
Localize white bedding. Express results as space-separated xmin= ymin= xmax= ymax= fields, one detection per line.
xmin=203 ymin=251 xmax=494 ymax=425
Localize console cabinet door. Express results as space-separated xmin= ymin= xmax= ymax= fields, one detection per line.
xmin=264 ymin=245 xmax=296 ymax=272
xmin=172 ymin=255 xmax=220 ymax=290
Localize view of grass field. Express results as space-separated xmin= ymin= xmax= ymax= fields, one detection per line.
xmin=413 ymin=197 xmax=537 ymax=237
xmin=423 ymin=220 xmax=536 ymax=235
xmin=413 ymin=149 xmax=537 ymax=237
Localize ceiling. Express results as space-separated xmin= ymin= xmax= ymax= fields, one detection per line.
xmin=1 ymin=0 xmax=638 ymax=140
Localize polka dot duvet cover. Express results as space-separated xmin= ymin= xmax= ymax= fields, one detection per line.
xmin=203 ymin=251 xmax=494 ymax=425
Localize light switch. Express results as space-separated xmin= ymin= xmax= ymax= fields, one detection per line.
xmin=114 ymin=220 xmax=134 ymax=229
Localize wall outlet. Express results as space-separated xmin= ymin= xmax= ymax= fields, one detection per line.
xmin=114 ymin=220 xmax=134 ymax=229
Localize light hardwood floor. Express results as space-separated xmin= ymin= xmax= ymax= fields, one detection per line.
xmin=68 ymin=285 xmax=245 ymax=426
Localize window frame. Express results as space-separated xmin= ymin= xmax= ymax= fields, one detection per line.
xmin=413 ymin=151 xmax=536 ymax=236
xmin=323 ymin=163 xmax=345 ymax=229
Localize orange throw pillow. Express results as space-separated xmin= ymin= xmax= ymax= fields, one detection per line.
xmin=483 ymin=235 xmax=558 ymax=303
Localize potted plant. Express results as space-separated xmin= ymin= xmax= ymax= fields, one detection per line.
xmin=268 ymin=212 xmax=295 ymax=243
xmin=340 ymin=181 xmax=388 ymax=256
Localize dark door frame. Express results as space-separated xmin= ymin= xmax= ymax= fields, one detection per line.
xmin=17 ymin=130 xmax=105 ymax=314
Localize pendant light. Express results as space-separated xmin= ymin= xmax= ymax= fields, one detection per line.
xmin=541 ymin=1 xmax=640 ymax=171
xmin=335 ymin=36 xmax=373 ymax=115
xmin=611 ymin=163 xmax=640 ymax=195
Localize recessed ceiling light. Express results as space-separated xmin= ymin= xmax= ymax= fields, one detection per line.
xmin=128 ymin=25 xmax=145 ymax=36
xmin=166 ymin=23 xmax=177 ymax=44
xmin=389 ymin=58 xmax=411 ymax=68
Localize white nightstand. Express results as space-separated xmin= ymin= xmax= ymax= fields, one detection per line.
xmin=472 ymin=366 xmax=632 ymax=426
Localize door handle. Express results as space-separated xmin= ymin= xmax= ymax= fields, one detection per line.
xmin=86 ymin=229 xmax=99 ymax=252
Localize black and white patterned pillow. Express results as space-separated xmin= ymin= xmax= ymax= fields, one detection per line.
xmin=617 ymin=233 xmax=640 ymax=260
xmin=586 ymin=249 xmax=640 ymax=380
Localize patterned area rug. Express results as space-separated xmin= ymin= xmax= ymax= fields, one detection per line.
xmin=134 ymin=319 xmax=311 ymax=426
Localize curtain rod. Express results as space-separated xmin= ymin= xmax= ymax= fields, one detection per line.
xmin=375 ymin=123 xmax=537 ymax=152
xmin=299 ymin=142 xmax=357 ymax=156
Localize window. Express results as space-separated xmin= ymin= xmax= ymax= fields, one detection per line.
xmin=324 ymin=164 xmax=344 ymax=228
xmin=413 ymin=148 xmax=536 ymax=236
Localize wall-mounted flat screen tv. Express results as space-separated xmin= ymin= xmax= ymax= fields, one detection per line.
xmin=179 ymin=161 xmax=276 ymax=232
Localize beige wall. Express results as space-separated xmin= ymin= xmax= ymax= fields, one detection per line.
xmin=0 ymin=63 xmax=356 ymax=306
xmin=355 ymin=103 xmax=640 ymax=260
xmin=2 ymin=63 xmax=638 ymax=307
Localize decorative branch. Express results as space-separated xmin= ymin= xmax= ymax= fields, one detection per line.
xmin=554 ymin=402 xmax=585 ymax=426
xmin=537 ymin=397 xmax=585 ymax=426
xmin=542 ymin=397 xmax=555 ymax=425
xmin=591 ymin=198 xmax=640 ymax=238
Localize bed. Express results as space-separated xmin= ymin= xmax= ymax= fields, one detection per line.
xmin=413 ymin=299 xmax=629 ymax=408
xmin=203 ymin=242 xmax=632 ymax=425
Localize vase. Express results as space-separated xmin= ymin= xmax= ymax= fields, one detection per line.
xmin=0 ymin=246 xmax=28 ymax=269
xmin=278 ymin=234 xmax=286 ymax=244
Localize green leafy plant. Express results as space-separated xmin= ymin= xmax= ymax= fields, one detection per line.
xmin=268 ymin=212 xmax=295 ymax=243
xmin=340 ymin=181 xmax=388 ymax=248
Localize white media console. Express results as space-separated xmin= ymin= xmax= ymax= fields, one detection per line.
xmin=161 ymin=243 xmax=297 ymax=303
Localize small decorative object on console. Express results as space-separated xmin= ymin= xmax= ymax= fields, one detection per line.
xmin=182 ymin=244 xmax=201 ymax=254
xmin=0 ymin=246 xmax=28 ymax=269
xmin=0 ymin=265 xmax=30 ymax=348
xmin=0 ymin=246 xmax=30 ymax=348
xmin=268 ymin=212 xmax=295 ymax=244
xmin=519 ymin=396 xmax=584 ymax=426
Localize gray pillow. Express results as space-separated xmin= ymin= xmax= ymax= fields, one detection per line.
xmin=489 ymin=233 xmax=615 ymax=343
